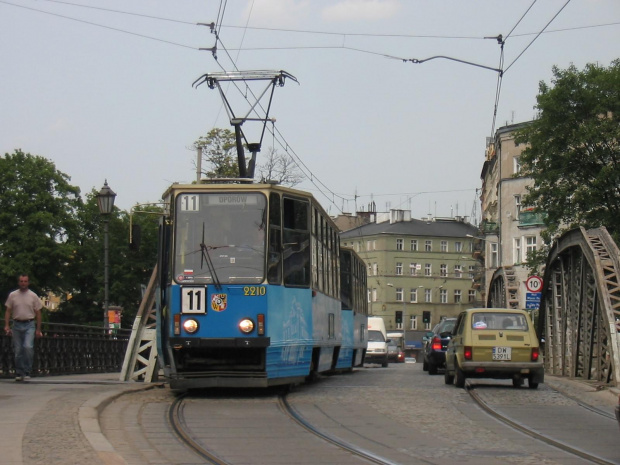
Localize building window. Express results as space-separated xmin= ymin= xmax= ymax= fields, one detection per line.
xmin=410 ymin=239 xmax=418 ymax=251
xmin=396 ymin=262 xmax=403 ymax=275
xmin=440 ymin=264 xmax=447 ymax=277
xmin=396 ymin=238 xmax=403 ymax=251
xmin=396 ymin=288 xmax=403 ymax=301
xmin=425 ymin=288 xmax=432 ymax=303
xmin=367 ymin=289 xmax=371 ymax=303
xmin=440 ymin=289 xmax=447 ymax=303
xmin=410 ymin=315 xmax=418 ymax=330
xmin=468 ymin=265 xmax=475 ymax=279
xmin=368 ymin=264 xmax=372 ymax=276
xmin=515 ymin=195 xmax=522 ymax=220
xmin=410 ymin=288 xmax=418 ymax=303
xmin=425 ymin=240 xmax=432 ymax=252
xmin=424 ymin=263 xmax=432 ymax=276
xmin=454 ymin=265 xmax=462 ymax=278
xmin=454 ymin=289 xmax=462 ymax=303
xmin=525 ymin=236 xmax=537 ymax=259
xmin=372 ymin=288 xmax=377 ymax=302
xmin=455 ymin=241 xmax=463 ymax=252
xmin=356 ymin=241 xmax=361 ymax=252
xmin=514 ymin=238 xmax=522 ymax=264
xmin=490 ymin=242 xmax=499 ymax=268
xmin=410 ymin=263 xmax=418 ymax=276
xmin=372 ymin=263 xmax=378 ymax=275
xmin=468 ymin=290 xmax=476 ymax=302
xmin=441 ymin=240 xmax=448 ymax=252
xmin=514 ymin=156 xmax=522 ymax=175
xmin=366 ymin=240 xmax=372 ymax=251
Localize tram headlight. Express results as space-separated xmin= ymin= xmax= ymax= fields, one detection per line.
xmin=239 ymin=318 xmax=255 ymax=334
xmin=183 ymin=319 xmax=199 ymax=334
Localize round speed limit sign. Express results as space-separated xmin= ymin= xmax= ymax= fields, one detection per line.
xmin=526 ymin=275 xmax=543 ymax=293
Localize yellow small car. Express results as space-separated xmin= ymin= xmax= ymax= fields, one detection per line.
xmin=444 ymin=308 xmax=544 ymax=389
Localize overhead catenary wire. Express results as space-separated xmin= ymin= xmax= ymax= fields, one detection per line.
xmin=15 ymin=0 xmax=618 ymax=41
xmin=1 ymin=0 xmax=603 ymax=217
xmin=504 ymin=0 xmax=572 ymax=74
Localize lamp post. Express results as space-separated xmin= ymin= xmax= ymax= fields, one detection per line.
xmin=97 ymin=180 xmax=116 ymax=330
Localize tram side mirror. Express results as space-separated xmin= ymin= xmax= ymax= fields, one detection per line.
xmin=130 ymin=224 xmax=141 ymax=251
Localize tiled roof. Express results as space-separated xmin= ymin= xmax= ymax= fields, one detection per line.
xmin=340 ymin=218 xmax=478 ymax=239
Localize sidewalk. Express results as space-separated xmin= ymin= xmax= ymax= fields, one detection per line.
xmin=0 ymin=373 xmax=158 ymax=465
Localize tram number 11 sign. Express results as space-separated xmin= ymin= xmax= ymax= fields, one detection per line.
xmin=526 ymin=275 xmax=543 ymax=293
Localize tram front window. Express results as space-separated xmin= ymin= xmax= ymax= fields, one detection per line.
xmin=174 ymin=192 xmax=267 ymax=284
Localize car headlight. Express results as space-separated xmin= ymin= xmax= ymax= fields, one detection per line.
xmin=183 ymin=319 xmax=199 ymax=334
xmin=239 ymin=318 xmax=255 ymax=334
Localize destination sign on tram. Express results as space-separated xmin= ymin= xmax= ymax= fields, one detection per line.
xmin=207 ymin=194 xmax=259 ymax=205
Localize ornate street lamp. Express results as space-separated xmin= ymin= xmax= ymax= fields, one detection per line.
xmin=97 ymin=180 xmax=116 ymax=330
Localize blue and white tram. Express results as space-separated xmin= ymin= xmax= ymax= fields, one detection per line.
xmin=156 ymin=182 xmax=368 ymax=389
xmin=337 ymin=248 xmax=368 ymax=370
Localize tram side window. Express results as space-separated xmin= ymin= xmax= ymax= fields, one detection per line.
xmin=283 ymin=197 xmax=310 ymax=287
xmin=340 ymin=250 xmax=352 ymax=309
xmin=316 ymin=210 xmax=324 ymax=292
xmin=268 ymin=193 xmax=282 ymax=284
xmin=311 ymin=208 xmax=319 ymax=288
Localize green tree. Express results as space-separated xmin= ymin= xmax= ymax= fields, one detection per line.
xmin=54 ymin=193 xmax=160 ymax=327
xmin=0 ymin=150 xmax=81 ymax=304
xmin=515 ymin=60 xmax=620 ymax=250
xmin=194 ymin=128 xmax=239 ymax=178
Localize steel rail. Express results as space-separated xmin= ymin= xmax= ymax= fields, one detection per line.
xmin=468 ymin=383 xmax=618 ymax=465
xmin=168 ymin=395 xmax=230 ymax=465
xmin=278 ymin=394 xmax=402 ymax=465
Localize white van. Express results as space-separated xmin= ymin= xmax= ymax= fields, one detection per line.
xmin=366 ymin=317 xmax=389 ymax=367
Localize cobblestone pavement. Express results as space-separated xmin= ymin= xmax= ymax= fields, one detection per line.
xmin=1 ymin=366 xmax=618 ymax=465
xmin=101 ymin=364 xmax=619 ymax=464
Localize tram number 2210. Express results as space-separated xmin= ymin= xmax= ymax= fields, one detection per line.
xmin=244 ymin=286 xmax=266 ymax=296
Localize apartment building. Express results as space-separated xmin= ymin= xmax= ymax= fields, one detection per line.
xmin=476 ymin=122 xmax=546 ymax=309
xmin=339 ymin=209 xmax=481 ymax=333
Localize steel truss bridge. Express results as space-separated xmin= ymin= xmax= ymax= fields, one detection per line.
xmin=488 ymin=227 xmax=620 ymax=386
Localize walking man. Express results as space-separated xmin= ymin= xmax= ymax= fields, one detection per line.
xmin=4 ymin=274 xmax=43 ymax=381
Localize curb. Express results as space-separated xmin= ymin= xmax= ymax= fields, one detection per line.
xmin=78 ymin=382 xmax=164 ymax=465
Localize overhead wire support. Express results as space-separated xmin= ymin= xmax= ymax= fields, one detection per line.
xmin=403 ymin=55 xmax=502 ymax=75
xmin=198 ymin=22 xmax=218 ymax=59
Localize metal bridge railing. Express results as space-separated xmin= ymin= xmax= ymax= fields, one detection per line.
xmin=0 ymin=322 xmax=131 ymax=378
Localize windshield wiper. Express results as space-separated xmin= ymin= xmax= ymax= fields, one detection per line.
xmin=200 ymin=223 xmax=223 ymax=291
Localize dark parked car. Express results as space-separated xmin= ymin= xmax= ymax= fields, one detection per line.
xmin=387 ymin=343 xmax=400 ymax=363
xmin=423 ymin=318 xmax=457 ymax=375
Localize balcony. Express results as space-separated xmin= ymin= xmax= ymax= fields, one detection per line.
xmin=480 ymin=221 xmax=499 ymax=234
xmin=519 ymin=210 xmax=546 ymax=227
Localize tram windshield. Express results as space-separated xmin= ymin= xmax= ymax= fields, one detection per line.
xmin=173 ymin=192 xmax=267 ymax=284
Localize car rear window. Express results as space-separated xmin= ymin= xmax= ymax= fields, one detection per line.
xmin=471 ymin=312 xmax=529 ymax=331
xmin=439 ymin=320 xmax=456 ymax=333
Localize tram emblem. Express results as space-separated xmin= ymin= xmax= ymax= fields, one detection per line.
xmin=211 ymin=294 xmax=227 ymax=312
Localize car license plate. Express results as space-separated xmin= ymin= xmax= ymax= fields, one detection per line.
xmin=493 ymin=346 xmax=511 ymax=360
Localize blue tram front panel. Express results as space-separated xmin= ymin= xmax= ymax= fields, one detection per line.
xmin=168 ymin=283 xmax=318 ymax=380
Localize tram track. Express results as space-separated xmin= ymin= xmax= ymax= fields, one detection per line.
xmin=467 ymin=382 xmax=619 ymax=465
xmin=277 ymin=394 xmax=402 ymax=465
xmin=167 ymin=392 xmax=402 ymax=465
xmin=168 ymin=393 xmax=228 ymax=465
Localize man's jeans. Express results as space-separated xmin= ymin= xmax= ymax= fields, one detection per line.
xmin=12 ymin=320 xmax=35 ymax=377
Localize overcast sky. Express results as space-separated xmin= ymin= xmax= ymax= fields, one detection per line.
xmin=1 ymin=0 xmax=618 ymax=221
